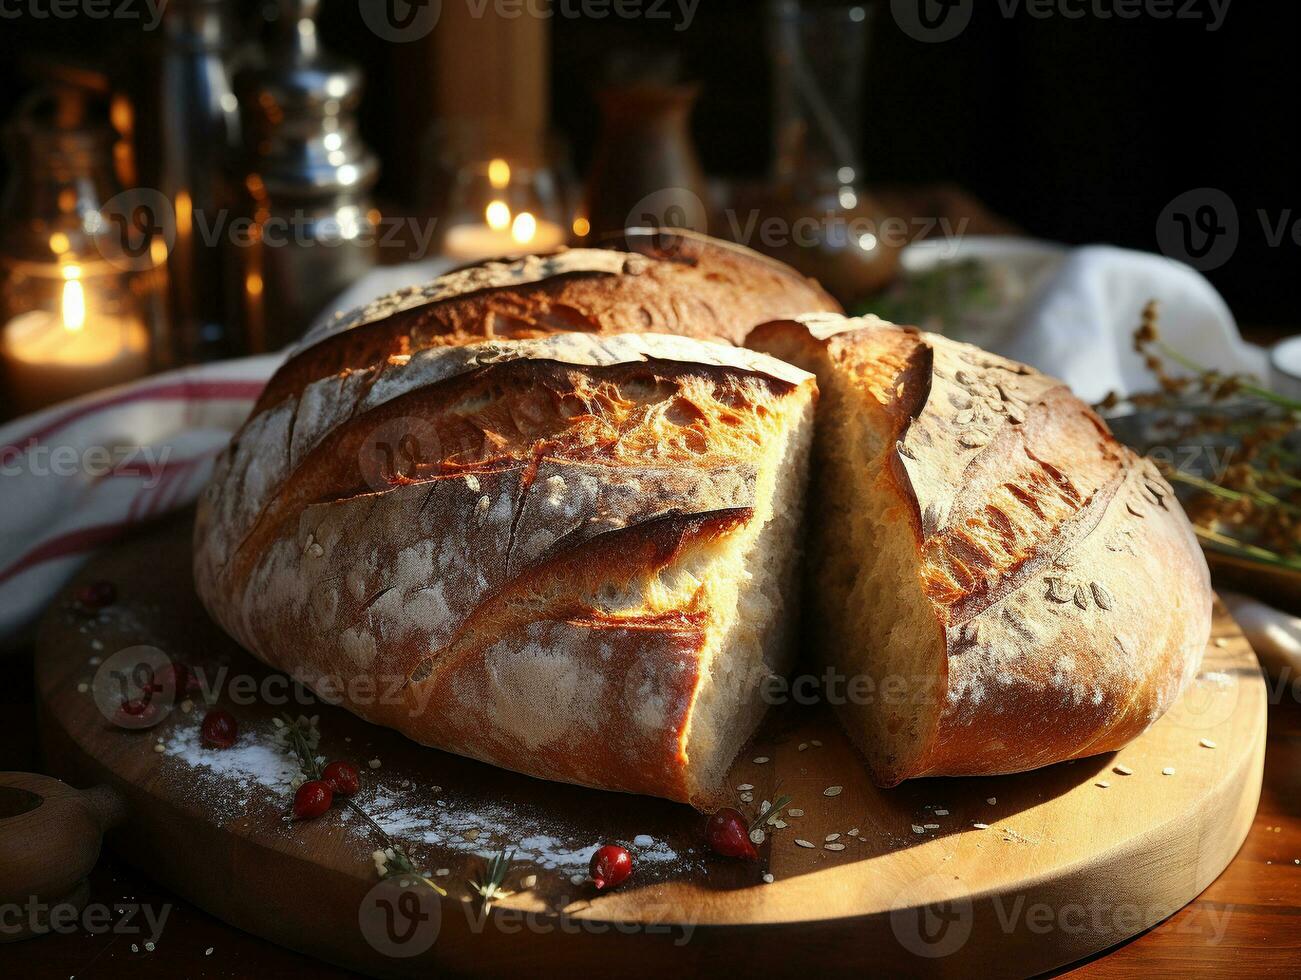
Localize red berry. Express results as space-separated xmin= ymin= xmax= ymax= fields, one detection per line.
xmin=292 ymin=780 xmax=334 ymax=820
xmin=706 ymin=807 xmax=759 ymax=860
xmin=76 ymin=580 xmax=117 ymax=610
xmin=589 ymin=844 xmax=633 ymax=891
xmin=200 ymin=708 xmax=238 ymax=748
xmin=321 ymin=760 xmax=360 ymax=797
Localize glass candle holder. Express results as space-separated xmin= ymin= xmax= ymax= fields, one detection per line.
xmin=0 ymin=88 xmax=166 ymax=416
xmin=1 ymin=258 xmax=154 ymax=415
xmin=425 ymin=120 xmax=571 ymax=263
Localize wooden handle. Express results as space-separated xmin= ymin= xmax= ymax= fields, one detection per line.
xmin=0 ymin=772 xmax=124 ymax=941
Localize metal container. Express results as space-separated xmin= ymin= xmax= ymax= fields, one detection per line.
xmin=134 ymin=0 xmax=241 ymax=362
xmin=232 ymin=0 xmax=380 ymax=352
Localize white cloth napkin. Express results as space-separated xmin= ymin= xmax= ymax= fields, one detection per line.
xmin=1222 ymin=591 xmax=1301 ymax=682
xmin=0 ymin=355 xmax=282 ymax=639
xmin=903 ymin=238 xmax=1269 ymax=400
xmin=2 ymin=241 xmax=1294 ymax=660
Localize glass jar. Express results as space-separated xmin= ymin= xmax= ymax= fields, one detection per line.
xmin=742 ymin=0 xmax=899 ymax=304
xmin=0 ymin=89 xmax=166 ymax=416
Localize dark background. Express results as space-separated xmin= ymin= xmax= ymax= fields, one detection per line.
xmin=0 ymin=0 xmax=1295 ymax=325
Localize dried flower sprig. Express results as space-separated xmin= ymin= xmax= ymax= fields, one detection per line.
xmin=1131 ymin=301 xmax=1301 ymax=412
xmin=1102 ymin=301 xmax=1301 ymax=571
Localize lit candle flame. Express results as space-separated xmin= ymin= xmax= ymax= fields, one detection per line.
xmin=511 ymin=211 xmax=537 ymax=245
xmin=61 ymin=266 xmax=86 ymax=333
xmin=485 ymin=200 xmax=511 ymax=231
xmin=488 ymin=158 xmax=511 ymax=189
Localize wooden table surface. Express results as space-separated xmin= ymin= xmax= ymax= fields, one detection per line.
xmin=1 ymin=645 xmax=1298 ymax=978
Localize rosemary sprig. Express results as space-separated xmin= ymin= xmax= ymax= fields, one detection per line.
xmin=466 ymin=849 xmax=515 ymax=905
xmin=276 ymin=713 xmax=447 ymax=896
xmin=277 ymin=713 xmax=323 ymax=779
xmin=750 ymin=794 xmax=794 ymax=834
xmin=376 ymin=845 xmax=448 ymax=896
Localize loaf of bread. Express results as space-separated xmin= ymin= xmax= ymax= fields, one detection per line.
xmin=194 ymin=329 xmax=817 ymax=806
xmin=748 ymin=314 xmax=1212 ymax=785
xmin=195 ymin=232 xmax=1213 ymax=803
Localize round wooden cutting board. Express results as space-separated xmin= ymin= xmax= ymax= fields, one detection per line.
xmin=28 ymin=515 xmax=1265 ymax=978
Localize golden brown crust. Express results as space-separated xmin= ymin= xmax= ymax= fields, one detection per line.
xmin=195 ymin=330 xmax=816 ymax=805
xmin=253 ymin=239 xmax=840 ymax=417
xmin=749 ymin=314 xmax=1213 ymax=784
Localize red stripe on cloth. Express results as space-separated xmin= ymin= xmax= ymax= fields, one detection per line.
xmin=1 ymin=379 xmax=264 ymax=466
xmin=0 ymin=521 xmax=136 ymax=587
xmin=103 ymin=448 xmax=217 ymax=481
